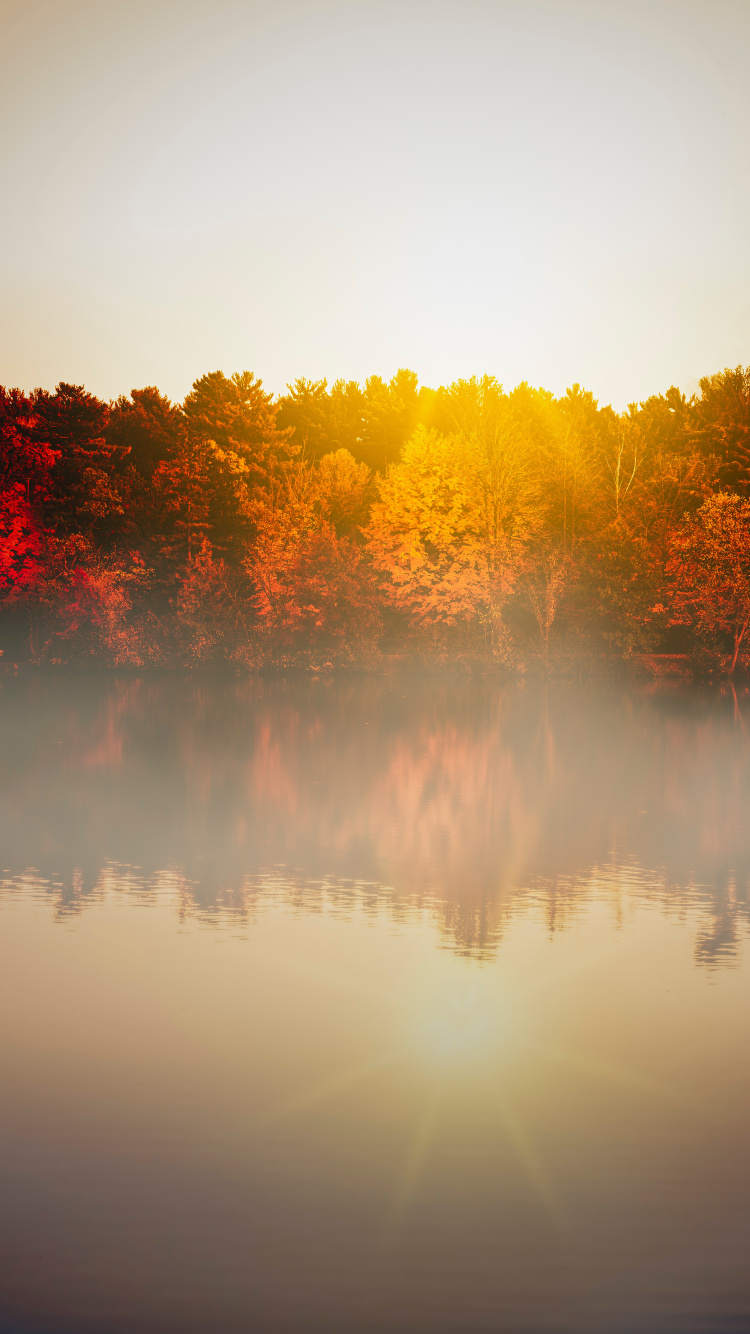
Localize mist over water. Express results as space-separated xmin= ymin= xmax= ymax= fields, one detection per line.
xmin=1 ymin=675 xmax=749 ymax=1332
xmin=3 ymin=674 xmax=749 ymax=961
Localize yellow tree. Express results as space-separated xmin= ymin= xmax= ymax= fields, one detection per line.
xmin=540 ymin=384 xmax=603 ymax=552
xmin=367 ymin=419 xmax=534 ymax=654
xmin=367 ymin=427 xmax=485 ymax=634
xmin=438 ymin=376 xmax=541 ymax=545
xmin=436 ymin=376 xmax=543 ymax=648
xmin=314 ymin=449 xmax=372 ymax=534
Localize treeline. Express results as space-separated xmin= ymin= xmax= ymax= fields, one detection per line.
xmin=1 ymin=365 xmax=750 ymax=673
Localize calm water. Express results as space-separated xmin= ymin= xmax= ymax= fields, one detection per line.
xmin=1 ymin=674 xmax=749 ymax=1334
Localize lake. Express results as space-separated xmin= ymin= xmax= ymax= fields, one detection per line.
xmin=1 ymin=674 xmax=749 ymax=1334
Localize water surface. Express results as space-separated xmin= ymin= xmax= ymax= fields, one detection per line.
xmin=1 ymin=675 xmax=749 ymax=1333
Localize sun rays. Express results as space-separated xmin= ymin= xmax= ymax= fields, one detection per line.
xmin=388 ymin=1085 xmax=446 ymax=1225
xmin=279 ymin=1050 xmax=400 ymax=1118
xmin=270 ymin=928 xmax=685 ymax=1244
xmin=491 ymin=1090 xmax=564 ymax=1228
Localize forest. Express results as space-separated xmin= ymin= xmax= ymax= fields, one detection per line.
xmin=1 ymin=364 xmax=750 ymax=675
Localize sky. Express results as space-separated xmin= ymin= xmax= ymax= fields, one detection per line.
xmin=1 ymin=0 xmax=749 ymax=409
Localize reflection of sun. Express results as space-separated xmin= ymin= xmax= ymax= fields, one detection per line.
xmin=413 ymin=979 xmax=503 ymax=1067
xmin=276 ymin=959 xmax=675 ymax=1239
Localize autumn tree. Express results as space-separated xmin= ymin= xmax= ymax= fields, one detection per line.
xmin=275 ymin=378 xmax=335 ymax=461
xmin=174 ymin=536 xmax=253 ymax=664
xmin=635 ymin=385 xmax=692 ymax=457
xmin=277 ymin=370 xmax=426 ymax=474
xmin=0 ymin=387 xmax=59 ymax=504
xmin=368 ymin=426 xmax=501 ymax=650
xmin=314 ymin=449 xmax=372 ymax=534
xmin=690 ymin=365 xmax=750 ymax=494
xmin=522 ymin=546 xmax=572 ymax=663
xmin=30 ymin=383 xmax=126 ymax=535
xmin=158 ymin=370 xmax=294 ymax=562
xmin=247 ymin=459 xmax=378 ymax=662
xmin=668 ymin=492 xmax=750 ymax=673
xmin=359 ymin=370 xmax=421 ymax=473
xmin=368 ymin=379 xmax=552 ymax=656
xmin=153 ymin=429 xmax=211 ymax=562
xmin=562 ymin=387 xmax=714 ymax=659
xmin=0 ymin=485 xmax=44 ymax=604
xmin=5 ymin=358 xmax=750 ymax=673
xmin=540 ymin=384 xmax=604 ymax=552
xmin=439 ymin=376 xmax=544 ymax=649
xmin=106 ymin=387 xmax=185 ymax=544
xmin=108 ymin=387 xmax=183 ymax=480
xmin=327 ymin=379 xmax=367 ymax=459
xmin=20 ymin=531 xmax=154 ymax=666
xmin=183 ymin=371 xmax=290 ymax=477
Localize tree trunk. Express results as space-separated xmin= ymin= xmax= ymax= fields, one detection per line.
xmin=729 ymin=614 xmax=750 ymax=675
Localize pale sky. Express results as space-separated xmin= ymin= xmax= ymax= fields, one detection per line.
xmin=1 ymin=0 xmax=749 ymax=409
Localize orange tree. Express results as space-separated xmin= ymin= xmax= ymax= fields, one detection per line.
xmin=245 ymin=460 xmax=379 ymax=664
xmin=668 ymin=492 xmax=750 ymax=673
xmin=161 ymin=370 xmax=296 ymax=563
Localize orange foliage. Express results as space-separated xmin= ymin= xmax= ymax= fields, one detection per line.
xmin=668 ymin=492 xmax=750 ymax=673
xmin=248 ymin=487 xmax=379 ymax=661
xmin=2 ymin=362 xmax=750 ymax=673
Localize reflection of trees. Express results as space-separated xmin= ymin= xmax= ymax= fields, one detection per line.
xmin=1 ymin=675 xmax=750 ymax=964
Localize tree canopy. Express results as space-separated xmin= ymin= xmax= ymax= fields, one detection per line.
xmin=1 ymin=362 xmax=748 ymax=674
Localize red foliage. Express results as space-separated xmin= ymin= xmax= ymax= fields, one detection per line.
xmin=0 ymin=485 xmax=44 ymax=601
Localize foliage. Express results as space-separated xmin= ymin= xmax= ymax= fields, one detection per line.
xmin=314 ymin=449 xmax=372 ymax=534
xmin=246 ymin=461 xmax=379 ymax=663
xmin=668 ymin=492 xmax=750 ymax=673
xmin=690 ymin=366 xmax=750 ymax=494
xmin=174 ymin=537 xmax=253 ymax=665
xmin=0 ymin=485 xmax=44 ymax=601
xmin=2 ymin=362 xmax=750 ymax=674
xmin=277 ymin=369 xmax=430 ymax=473
xmin=368 ymin=423 xmax=525 ymax=656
